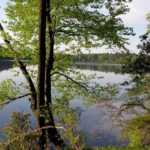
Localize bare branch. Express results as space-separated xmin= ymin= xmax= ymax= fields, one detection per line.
xmin=120 ymin=102 xmax=150 ymax=113
xmin=51 ymin=71 xmax=88 ymax=92
xmin=33 ymin=125 xmax=65 ymax=132
xmin=0 ymin=93 xmax=32 ymax=106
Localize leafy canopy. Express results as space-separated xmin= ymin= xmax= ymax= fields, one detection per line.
xmin=2 ymin=0 xmax=134 ymax=61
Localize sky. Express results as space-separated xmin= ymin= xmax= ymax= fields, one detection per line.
xmin=0 ymin=0 xmax=150 ymax=54
xmin=121 ymin=0 xmax=150 ymax=53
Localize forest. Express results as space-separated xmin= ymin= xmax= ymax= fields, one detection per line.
xmin=0 ymin=52 xmax=137 ymax=65
xmin=71 ymin=53 xmax=137 ymax=64
xmin=0 ymin=0 xmax=150 ymax=150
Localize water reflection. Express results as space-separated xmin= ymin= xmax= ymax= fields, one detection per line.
xmin=0 ymin=60 xmax=13 ymax=72
xmin=0 ymin=61 xmax=131 ymax=148
xmin=75 ymin=63 xmax=122 ymax=74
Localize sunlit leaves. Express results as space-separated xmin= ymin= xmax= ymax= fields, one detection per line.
xmin=0 ymin=79 xmax=19 ymax=102
xmin=3 ymin=0 xmax=134 ymax=60
xmin=123 ymin=113 xmax=150 ymax=147
xmin=4 ymin=0 xmax=38 ymax=60
xmin=0 ymin=112 xmax=40 ymax=149
xmin=123 ymin=34 xmax=150 ymax=75
xmin=119 ymin=33 xmax=150 ymax=146
xmin=147 ymin=13 xmax=150 ymax=33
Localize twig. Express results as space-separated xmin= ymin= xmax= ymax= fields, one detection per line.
xmin=119 ymin=103 xmax=150 ymax=113
xmin=2 ymin=125 xmax=65 ymax=146
xmin=51 ymin=71 xmax=88 ymax=92
xmin=0 ymin=93 xmax=32 ymax=106
xmin=33 ymin=125 xmax=65 ymax=133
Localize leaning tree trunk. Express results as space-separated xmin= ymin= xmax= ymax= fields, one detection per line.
xmin=0 ymin=23 xmax=37 ymax=109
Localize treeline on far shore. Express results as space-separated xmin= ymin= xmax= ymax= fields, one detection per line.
xmin=70 ymin=52 xmax=138 ymax=64
xmin=0 ymin=52 xmax=138 ymax=65
xmin=0 ymin=56 xmax=12 ymax=61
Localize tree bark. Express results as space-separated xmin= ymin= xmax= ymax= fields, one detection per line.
xmin=36 ymin=0 xmax=47 ymax=149
xmin=45 ymin=0 xmax=54 ymax=107
xmin=0 ymin=23 xmax=37 ymax=108
xmin=37 ymin=0 xmax=47 ymax=110
xmin=45 ymin=0 xmax=65 ymax=147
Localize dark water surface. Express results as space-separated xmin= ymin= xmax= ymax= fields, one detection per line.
xmin=0 ymin=61 xmax=131 ymax=147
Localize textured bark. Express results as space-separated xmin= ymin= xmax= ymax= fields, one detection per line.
xmin=45 ymin=0 xmax=65 ymax=147
xmin=37 ymin=0 xmax=47 ymax=110
xmin=37 ymin=113 xmax=47 ymax=150
xmin=36 ymin=111 xmax=65 ymax=149
xmin=45 ymin=0 xmax=54 ymax=107
xmin=17 ymin=60 xmax=37 ymax=107
xmin=0 ymin=23 xmax=37 ymax=108
xmin=36 ymin=1 xmax=47 ymax=148
xmin=46 ymin=111 xmax=65 ymax=148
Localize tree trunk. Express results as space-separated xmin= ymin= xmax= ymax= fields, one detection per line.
xmin=45 ymin=4 xmax=54 ymax=107
xmin=0 ymin=23 xmax=37 ymax=109
xmin=16 ymin=59 xmax=37 ymax=108
xmin=36 ymin=0 xmax=47 ymax=149
xmin=45 ymin=0 xmax=65 ymax=147
xmin=37 ymin=0 xmax=47 ymax=110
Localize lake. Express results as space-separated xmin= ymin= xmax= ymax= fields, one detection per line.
xmin=0 ymin=61 xmax=132 ymax=147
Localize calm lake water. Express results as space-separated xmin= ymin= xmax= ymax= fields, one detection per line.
xmin=0 ymin=61 xmax=132 ymax=147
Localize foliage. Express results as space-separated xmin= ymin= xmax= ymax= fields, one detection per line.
xmin=147 ymin=13 xmax=150 ymax=33
xmin=120 ymin=35 xmax=150 ymax=113
xmin=2 ymin=0 xmax=134 ymax=60
xmin=3 ymin=111 xmax=150 ymax=150
xmin=0 ymin=0 xmax=135 ymax=149
xmin=0 ymin=79 xmax=19 ymax=103
xmin=123 ymin=33 xmax=150 ymax=74
xmin=93 ymin=146 xmax=150 ymax=150
xmin=122 ymin=113 xmax=150 ymax=147
xmin=99 ymin=28 xmax=150 ymax=148
xmin=118 ymin=34 xmax=150 ymax=148
xmin=0 ymin=0 xmax=134 ymax=103
xmin=54 ymin=106 xmax=86 ymax=149
xmin=0 ymin=108 xmax=86 ymax=149
xmin=0 ymin=0 xmax=134 ymax=108
xmin=0 ymin=112 xmax=40 ymax=150
xmin=117 ymin=74 xmax=150 ymax=147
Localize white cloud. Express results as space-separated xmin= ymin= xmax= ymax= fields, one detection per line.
xmin=121 ymin=0 xmax=150 ymax=25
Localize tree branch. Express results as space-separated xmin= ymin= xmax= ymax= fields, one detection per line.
xmin=0 ymin=23 xmax=36 ymax=106
xmin=0 ymin=93 xmax=32 ymax=107
xmin=120 ymin=102 xmax=150 ymax=113
xmin=51 ymin=71 xmax=88 ymax=92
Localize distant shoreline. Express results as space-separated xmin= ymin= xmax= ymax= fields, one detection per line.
xmin=0 ymin=60 xmax=123 ymax=66
xmin=75 ymin=62 xmax=122 ymax=66
xmin=0 ymin=59 xmax=28 ymax=62
xmin=0 ymin=59 xmax=13 ymax=62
